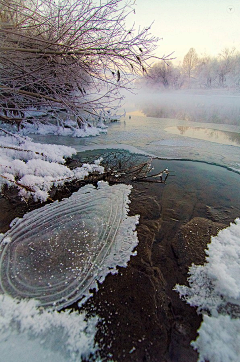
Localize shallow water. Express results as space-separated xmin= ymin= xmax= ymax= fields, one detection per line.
xmin=78 ymin=152 xmax=240 ymax=362
xmin=31 ymin=115 xmax=240 ymax=172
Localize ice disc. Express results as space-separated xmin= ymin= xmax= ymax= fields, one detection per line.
xmin=0 ymin=182 xmax=139 ymax=309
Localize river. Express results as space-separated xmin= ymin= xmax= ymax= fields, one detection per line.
xmin=31 ymin=114 xmax=240 ymax=173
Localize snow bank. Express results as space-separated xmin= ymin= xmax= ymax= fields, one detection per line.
xmin=0 ymin=131 xmax=104 ymax=201
xmin=0 ymin=295 xmax=98 ymax=362
xmin=20 ymin=121 xmax=107 ymax=137
xmin=191 ymin=314 xmax=240 ymax=362
xmin=175 ymin=218 xmax=240 ymax=362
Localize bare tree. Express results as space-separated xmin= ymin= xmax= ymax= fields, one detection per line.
xmin=196 ymin=56 xmax=218 ymax=88
xmin=217 ymin=47 xmax=236 ymax=88
xmin=0 ymin=0 xmax=167 ymax=131
xmin=182 ymin=47 xmax=198 ymax=86
xmin=144 ymin=61 xmax=173 ymax=89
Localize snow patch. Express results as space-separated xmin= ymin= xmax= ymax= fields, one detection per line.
xmin=20 ymin=122 xmax=107 ymax=137
xmin=0 ymin=182 xmax=139 ymax=309
xmin=175 ymin=218 xmax=240 ymax=362
xmin=0 ymin=295 xmax=98 ymax=362
xmin=0 ymin=132 xmax=104 ymax=202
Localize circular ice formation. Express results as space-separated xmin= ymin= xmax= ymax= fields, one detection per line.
xmin=0 ymin=182 xmax=139 ymax=309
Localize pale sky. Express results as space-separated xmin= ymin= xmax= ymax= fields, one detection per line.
xmin=126 ymin=0 xmax=240 ymax=62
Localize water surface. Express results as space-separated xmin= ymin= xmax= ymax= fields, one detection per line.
xmin=31 ymin=115 xmax=240 ymax=173
xmin=165 ymin=126 xmax=240 ymax=147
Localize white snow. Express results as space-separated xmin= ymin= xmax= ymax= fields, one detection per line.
xmin=191 ymin=315 xmax=240 ymax=362
xmin=175 ymin=218 xmax=240 ymax=362
xmin=20 ymin=121 xmax=107 ymax=137
xmin=0 ymin=131 xmax=104 ymax=201
xmin=0 ymin=295 xmax=98 ymax=362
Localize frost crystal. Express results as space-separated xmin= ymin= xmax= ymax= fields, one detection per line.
xmin=0 ymin=182 xmax=139 ymax=309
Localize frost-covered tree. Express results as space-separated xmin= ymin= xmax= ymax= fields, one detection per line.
xmin=142 ymin=60 xmax=182 ymax=90
xmin=196 ymin=56 xmax=218 ymax=88
xmin=144 ymin=61 xmax=173 ymax=89
xmin=0 ymin=0 xmax=164 ymax=131
xmin=217 ymin=47 xmax=236 ymax=88
xmin=182 ymin=47 xmax=198 ymax=86
xmin=229 ymin=54 xmax=240 ymax=90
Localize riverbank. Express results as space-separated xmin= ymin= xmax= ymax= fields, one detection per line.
xmin=1 ymin=154 xmax=240 ymax=361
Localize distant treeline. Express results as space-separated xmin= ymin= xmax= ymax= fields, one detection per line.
xmin=141 ymin=47 xmax=240 ymax=90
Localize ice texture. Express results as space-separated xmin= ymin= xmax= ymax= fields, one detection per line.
xmin=175 ymin=218 xmax=240 ymax=362
xmin=0 ymin=182 xmax=139 ymax=309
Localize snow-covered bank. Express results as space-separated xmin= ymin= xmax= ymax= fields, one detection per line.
xmin=175 ymin=218 xmax=240 ymax=362
xmin=0 ymin=131 xmax=104 ymax=202
xmin=19 ymin=120 xmax=108 ymax=138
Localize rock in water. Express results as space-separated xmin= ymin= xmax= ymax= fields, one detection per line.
xmin=0 ymin=182 xmax=139 ymax=309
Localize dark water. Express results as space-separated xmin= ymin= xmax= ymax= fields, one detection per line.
xmin=75 ymin=149 xmax=240 ymax=221
xmin=77 ymin=152 xmax=240 ymax=362
xmin=150 ymin=158 xmax=240 ymax=217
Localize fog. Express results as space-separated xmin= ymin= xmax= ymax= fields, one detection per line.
xmin=122 ymin=87 xmax=240 ymax=126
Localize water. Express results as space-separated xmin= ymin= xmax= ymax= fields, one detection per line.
xmin=31 ymin=115 xmax=240 ymax=173
xmin=165 ymin=126 xmax=240 ymax=147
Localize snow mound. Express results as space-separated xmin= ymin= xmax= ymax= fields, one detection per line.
xmin=20 ymin=121 xmax=107 ymax=137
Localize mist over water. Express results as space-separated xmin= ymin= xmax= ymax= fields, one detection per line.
xmin=30 ymin=88 xmax=240 ymax=173
xmin=124 ymin=87 xmax=240 ymax=125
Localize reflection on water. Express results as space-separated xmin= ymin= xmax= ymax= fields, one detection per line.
xmin=30 ymin=114 xmax=240 ymax=173
xmin=165 ymin=126 xmax=240 ymax=147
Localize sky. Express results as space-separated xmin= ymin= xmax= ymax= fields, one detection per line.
xmin=126 ymin=0 xmax=240 ymax=63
